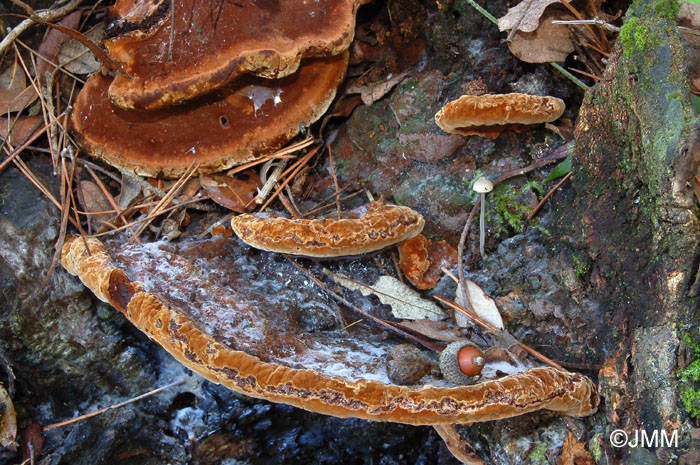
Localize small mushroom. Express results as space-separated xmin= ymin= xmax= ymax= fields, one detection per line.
xmin=472 ymin=177 xmax=493 ymax=259
xmin=231 ymin=203 xmax=425 ymax=258
xmin=440 ymin=340 xmax=485 ymax=385
xmin=434 ymin=93 xmax=565 ymax=138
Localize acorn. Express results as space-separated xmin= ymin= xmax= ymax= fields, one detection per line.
xmin=439 ymin=341 xmax=485 ymax=385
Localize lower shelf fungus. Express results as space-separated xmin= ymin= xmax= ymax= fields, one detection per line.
xmin=60 ymin=234 xmax=599 ymax=427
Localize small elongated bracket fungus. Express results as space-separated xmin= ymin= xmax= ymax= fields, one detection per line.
xmin=434 ymin=93 xmax=565 ymax=139
xmin=71 ymin=54 xmax=348 ymax=178
xmin=231 ymin=203 xmax=425 ymax=258
xmin=104 ymin=0 xmax=367 ymax=110
xmin=472 ymin=178 xmax=494 ymax=259
xmin=60 ymin=234 xmax=600 ymax=425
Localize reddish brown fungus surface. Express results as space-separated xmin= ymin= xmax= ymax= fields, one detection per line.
xmin=398 ymin=235 xmax=458 ymax=290
xmin=71 ymin=54 xmax=348 ymax=178
xmin=105 ymin=0 xmax=366 ymax=109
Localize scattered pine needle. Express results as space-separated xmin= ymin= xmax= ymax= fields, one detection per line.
xmin=327 ymin=145 xmax=341 ymax=220
xmin=42 ymin=378 xmax=186 ymax=431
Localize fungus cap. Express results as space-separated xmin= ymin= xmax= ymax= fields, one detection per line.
xmin=473 ymin=178 xmax=494 ymax=194
xmin=59 ymin=234 xmax=600 ymax=425
xmin=231 ymin=203 xmax=425 ymax=258
xmin=435 ymin=93 xmax=565 ymax=138
xmin=71 ymin=54 xmax=348 ymax=178
xmin=105 ymin=0 xmax=367 ymax=110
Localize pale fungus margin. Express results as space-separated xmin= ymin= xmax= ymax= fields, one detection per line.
xmin=60 ymin=235 xmax=599 ymax=426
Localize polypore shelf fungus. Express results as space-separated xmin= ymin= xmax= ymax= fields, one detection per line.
xmin=60 ymin=234 xmax=599 ymax=427
xmin=231 ymin=203 xmax=425 ymax=258
xmin=435 ymin=93 xmax=565 ymax=138
xmin=71 ymin=54 xmax=348 ymax=178
xmin=104 ymin=0 xmax=367 ymax=110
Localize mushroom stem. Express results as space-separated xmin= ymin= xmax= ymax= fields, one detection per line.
xmin=479 ymin=193 xmax=486 ymax=258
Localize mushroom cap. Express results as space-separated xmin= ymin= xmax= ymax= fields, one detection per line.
xmin=231 ymin=203 xmax=425 ymax=258
xmin=473 ymin=177 xmax=494 ymax=194
xmin=71 ymin=53 xmax=348 ymax=178
xmin=105 ymin=0 xmax=366 ymax=110
xmin=60 ymin=234 xmax=600 ymax=425
xmin=434 ymin=93 xmax=565 ymax=138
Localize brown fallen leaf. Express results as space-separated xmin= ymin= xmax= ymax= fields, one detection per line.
xmin=0 ymin=383 xmax=17 ymax=451
xmin=397 ymin=319 xmax=463 ymax=342
xmin=200 ymin=169 xmax=261 ymax=212
xmin=57 ymin=23 xmax=104 ymax=75
xmin=36 ymin=10 xmax=82 ymax=81
xmin=346 ymin=71 xmax=408 ymax=106
xmin=0 ymin=115 xmax=43 ymax=143
xmin=498 ymin=0 xmax=562 ymax=36
xmin=0 ymin=67 xmax=38 ymax=115
xmin=558 ymin=431 xmax=595 ymax=465
xmin=398 ymin=234 xmax=458 ymax=290
xmin=77 ymin=180 xmax=114 ymax=227
xmin=508 ymin=9 xmax=578 ymax=63
xmin=20 ymin=423 xmax=44 ymax=462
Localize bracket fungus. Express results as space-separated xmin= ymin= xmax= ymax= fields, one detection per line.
xmin=104 ymin=0 xmax=367 ymax=110
xmin=231 ymin=203 xmax=425 ymax=258
xmin=71 ymin=54 xmax=348 ymax=178
xmin=434 ymin=93 xmax=565 ymax=138
xmin=60 ymin=234 xmax=599 ymax=427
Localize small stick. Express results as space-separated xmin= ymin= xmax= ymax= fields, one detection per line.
xmin=43 ymin=379 xmax=186 ymax=431
xmin=527 ymin=172 xmax=573 ymax=221
xmin=434 ymin=295 xmax=565 ymax=371
xmin=551 ymin=18 xmax=620 ymax=33
xmin=85 ymin=165 xmax=141 ymax=244
xmin=254 ymin=159 xmax=288 ymax=204
xmin=327 ymin=145 xmax=341 ymax=220
xmin=259 ymin=147 xmax=319 ymax=211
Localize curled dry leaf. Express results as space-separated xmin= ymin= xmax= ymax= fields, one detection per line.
xmin=0 ymin=383 xmax=17 ymax=450
xmin=454 ymin=280 xmax=505 ymax=330
xmin=0 ymin=68 xmax=38 ymax=115
xmin=398 ymin=234 xmax=458 ymax=290
xmin=498 ymin=0 xmax=562 ymax=35
xmin=346 ymin=71 xmax=408 ymax=106
xmin=57 ymin=24 xmax=105 ymax=75
xmin=77 ymin=180 xmax=113 ymax=227
xmin=508 ymin=10 xmax=578 ymax=63
xmin=36 ymin=10 xmax=82 ymax=81
xmin=200 ymin=170 xmax=261 ymax=213
xmin=0 ymin=116 xmax=43 ymax=143
xmin=328 ymin=272 xmax=445 ymax=321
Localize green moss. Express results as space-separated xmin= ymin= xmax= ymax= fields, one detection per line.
xmin=571 ymin=251 xmax=592 ymax=279
xmin=652 ymin=0 xmax=680 ymax=19
xmin=679 ymin=325 xmax=700 ymax=419
xmin=588 ymin=434 xmax=603 ymax=462
xmin=528 ymin=442 xmax=549 ymax=465
xmin=619 ymin=17 xmax=656 ymax=57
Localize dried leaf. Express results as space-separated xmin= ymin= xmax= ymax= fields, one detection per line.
xmin=0 ymin=67 xmax=38 ymax=115
xmin=398 ymin=319 xmax=462 ymax=342
xmin=498 ymin=0 xmax=562 ymax=34
xmin=118 ymin=172 xmax=143 ymax=210
xmin=454 ymin=280 xmax=505 ymax=330
xmin=0 ymin=115 xmax=43 ymax=143
xmin=346 ymin=71 xmax=408 ymax=106
xmin=558 ymin=431 xmax=595 ymax=465
xmin=398 ymin=235 xmax=458 ymax=290
xmin=57 ymin=24 xmax=105 ymax=75
xmin=0 ymin=383 xmax=17 ymax=450
xmin=78 ymin=180 xmax=113 ymax=226
xmin=508 ymin=10 xmax=577 ymax=63
xmin=329 ymin=272 xmax=445 ymax=321
xmin=200 ymin=170 xmax=261 ymax=212
xmin=36 ymin=10 xmax=82 ymax=80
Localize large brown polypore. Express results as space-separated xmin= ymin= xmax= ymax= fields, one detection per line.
xmin=231 ymin=204 xmax=425 ymax=257
xmin=105 ymin=0 xmax=366 ymax=110
xmin=71 ymin=54 xmax=348 ymax=178
xmin=60 ymin=234 xmax=599 ymax=424
xmin=434 ymin=93 xmax=565 ymax=138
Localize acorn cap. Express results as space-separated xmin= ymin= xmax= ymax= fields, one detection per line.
xmin=440 ymin=340 xmax=484 ymax=385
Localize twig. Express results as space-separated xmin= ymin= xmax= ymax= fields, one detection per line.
xmin=327 ymin=145 xmax=341 ymax=220
xmin=551 ymin=18 xmax=620 ymax=33
xmin=434 ymin=295 xmax=565 ymax=371
xmin=0 ymin=0 xmax=83 ymax=57
xmin=85 ymin=165 xmax=141 ymax=244
xmin=527 ymin=172 xmax=573 ymax=221
xmin=259 ymin=146 xmax=319 ymax=211
xmin=255 ymin=159 xmax=288 ymax=204
xmin=43 ymin=378 xmax=186 ymax=431
xmin=287 ymin=258 xmax=443 ymax=352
